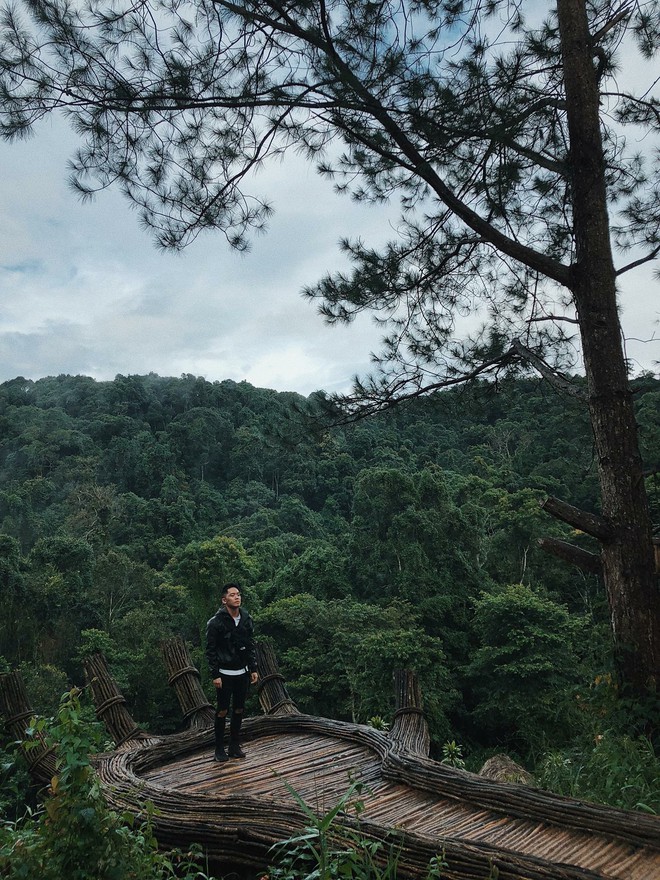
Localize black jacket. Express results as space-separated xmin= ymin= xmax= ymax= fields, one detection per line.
xmin=205 ymin=606 xmax=257 ymax=677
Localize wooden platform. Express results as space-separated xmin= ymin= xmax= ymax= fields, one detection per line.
xmin=3 ymin=648 xmax=659 ymax=880
xmin=95 ymin=716 xmax=660 ymax=880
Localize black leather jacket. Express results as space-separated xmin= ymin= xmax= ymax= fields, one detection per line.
xmin=205 ymin=606 xmax=257 ymax=677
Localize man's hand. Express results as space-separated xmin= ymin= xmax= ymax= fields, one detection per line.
xmin=250 ymin=671 xmax=258 ymax=685
xmin=213 ymin=677 xmax=223 ymax=689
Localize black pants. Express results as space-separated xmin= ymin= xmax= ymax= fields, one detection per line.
xmin=215 ymin=672 xmax=249 ymax=748
xmin=216 ymin=671 xmax=249 ymax=714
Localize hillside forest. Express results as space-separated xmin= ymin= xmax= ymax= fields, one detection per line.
xmin=1 ymin=371 xmax=659 ymax=815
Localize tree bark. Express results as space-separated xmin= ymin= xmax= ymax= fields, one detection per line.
xmin=557 ymin=0 xmax=660 ymax=698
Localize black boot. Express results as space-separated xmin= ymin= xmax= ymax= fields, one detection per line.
xmin=228 ymin=740 xmax=246 ymax=758
xmin=229 ymin=712 xmax=245 ymax=758
xmin=214 ymin=715 xmax=228 ymax=762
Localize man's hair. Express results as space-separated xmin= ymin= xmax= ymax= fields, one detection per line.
xmin=222 ymin=582 xmax=241 ymax=597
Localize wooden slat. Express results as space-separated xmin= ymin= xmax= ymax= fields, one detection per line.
xmin=131 ymin=727 xmax=660 ymax=880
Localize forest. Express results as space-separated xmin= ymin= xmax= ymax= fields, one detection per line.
xmin=1 ymin=370 xmax=659 ymax=820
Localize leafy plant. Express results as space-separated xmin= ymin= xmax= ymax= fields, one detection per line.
xmin=0 ymin=687 xmax=217 ymax=879
xmin=538 ymin=732 xmax=660 ymax=814
xmin=425 ymin=853 xmax=449 ymax=880
xmin=268 ymin=778 xmax=401 ymax=880
xmin=441 ymin=741 xmax=466 ymax=770
xmin=268 ymin=779 xmax=465 ymax=880
xmin=0 ymin=740 xmax=32 ymax=823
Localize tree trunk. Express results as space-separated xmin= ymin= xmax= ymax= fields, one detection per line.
xmin=557 ymin=0 xmax=660 ymax=700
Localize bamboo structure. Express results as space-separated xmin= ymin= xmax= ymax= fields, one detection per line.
xmin=0 ymin=670 xmax=56 ymax=783
xmin=83 ymin=652 xmax=153 ymax=748
xmin=3 ymin=649 xmax=660 ymax=880
xmin=161 ymin=636 xmax=215 ymax=728
xmin=389 ymin=668 xmax=430 ymax=756
xmin=255 ymin=641 xmax=299 ymax=716
xmin=92 ymin=713 xmax=660 ymax=880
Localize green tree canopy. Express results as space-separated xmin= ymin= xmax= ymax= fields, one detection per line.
xmin=257 ymin=593 xmax=456 ymax=741
xmin=464 ymin=583 xmax=587 ymax=752
xmin=165 ymin=535 xmax=256 ymax=625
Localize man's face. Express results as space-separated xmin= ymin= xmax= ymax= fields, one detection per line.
xmin=222 ymin=587 xmax=242 ymax=611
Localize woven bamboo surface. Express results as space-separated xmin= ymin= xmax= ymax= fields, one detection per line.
xmin=93 ymin=715 xmax=660 ymax=880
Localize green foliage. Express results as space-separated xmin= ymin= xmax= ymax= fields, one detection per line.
xmin=0 ymin=740 xmax=32 ymax=823
xmin=269 ymin=542 xmax=352 ymax=601
xmin=539 ymin=733 xmax=660 ymax=814
xmin=347 ymin=465 xmax=486 ymax=664
xmin=440 ymin=741 xmax=466 ymax=770
xmin=257 ymin=594 xmax=456 ymax=742
xmin=536 ymin=667 xmax=660 ymax=811
xmin=166 ymin=536 xmax=254 ymax=597
xmin=101 ymin=604 xmax=187 ymax=732
xmin=0 ymin=536 xmax=25 ymax=661
xmin=1 ymin=372 xmax=659 ymax=811
xmin=16 ymin=663 xmax=69 ymax=717
xmin=268 ymin=780 xmax=402 ymax=880
xmin=0 ymin=688 xmax=217 ymax=879
xmin=269 ymin=780 xmax=458 ymax=880
xmin=164 ymin=535 xmax=256 ymax=638
xmin=464 ymin=584 xmax=586 ymax=753
xmin=89 ymin=550 xmax=157 ymax=634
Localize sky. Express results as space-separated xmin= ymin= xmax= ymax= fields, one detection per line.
xmin=1 ymin=99 xmax=659 ymax=398
xmin=0 ymin=118 xmax=394 ymax=397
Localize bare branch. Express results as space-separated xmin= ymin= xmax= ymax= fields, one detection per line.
xmin=616 ymin=246 xmax=660 ymax=276
xmin=538 ymin=536 xmax=602 ymax=575
xmin=511 ymin=339 xmax=586 ymax=398
xmin=540 ymin=496 xmax=613 ymax=542
xmin=527 ymin=314 xmax=580 ymax=325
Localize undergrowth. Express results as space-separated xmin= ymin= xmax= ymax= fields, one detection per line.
xmin=0 ymin=687 xmax=217 ymax=880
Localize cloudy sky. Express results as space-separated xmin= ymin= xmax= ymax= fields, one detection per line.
xmin=1 ymin=110 xmax=659 ymax=398
xmin=0 ymin=117 xmax=396 ymax=397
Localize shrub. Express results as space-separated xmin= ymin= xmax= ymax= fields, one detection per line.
xmin=0 ymin=687 xmax=216 ymax=879
xmin=538 ymin=732 xmax=660 ymax=814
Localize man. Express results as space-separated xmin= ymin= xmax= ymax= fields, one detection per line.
xmin=205 ymin=583 xmax=258 ymax=762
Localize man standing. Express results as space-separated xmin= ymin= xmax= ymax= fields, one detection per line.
xmin=205 ymin=583 xmax=258 ymax=762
